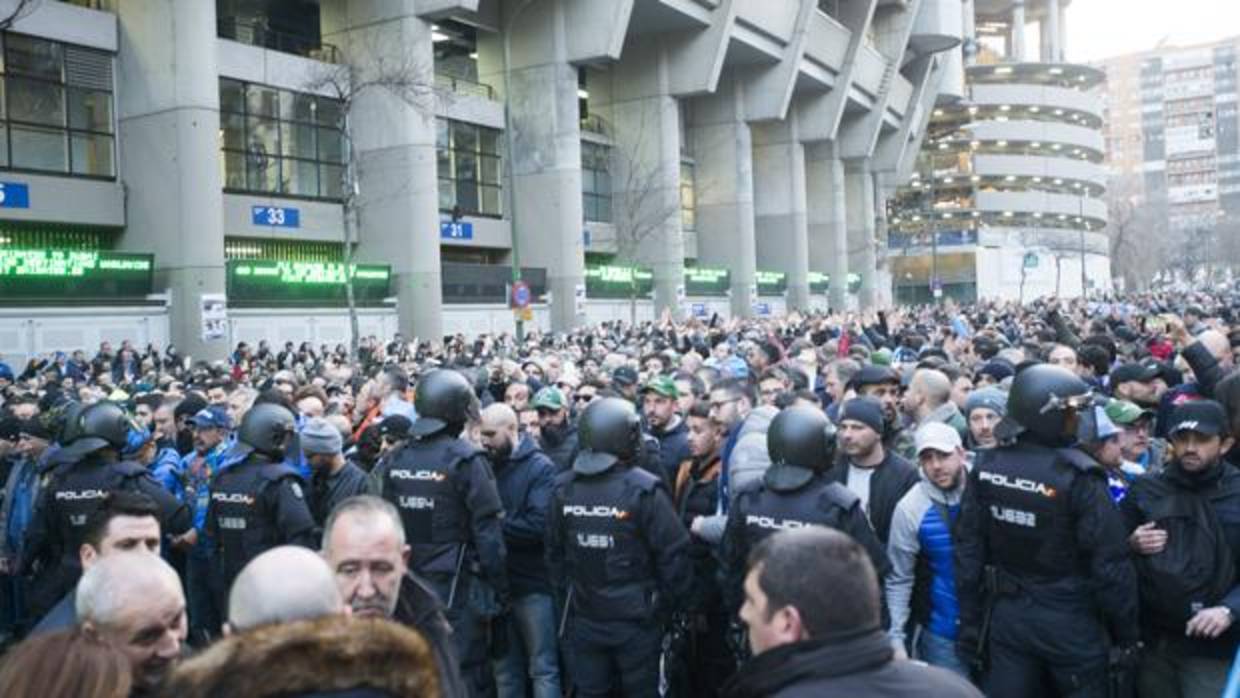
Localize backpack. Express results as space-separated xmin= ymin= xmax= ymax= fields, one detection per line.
xmin=1136 ymin=489 xmax=1236 ymax=629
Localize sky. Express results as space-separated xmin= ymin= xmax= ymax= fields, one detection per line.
xmin=1065 ymin=0 xmax=1240 ymax=62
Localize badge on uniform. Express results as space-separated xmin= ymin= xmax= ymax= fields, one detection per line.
xmin=291 ymin=482 xmax=304 ymax=499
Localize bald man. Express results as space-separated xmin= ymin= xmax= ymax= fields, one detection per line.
xmin=227 ymin=545 xmax=345 ymax=633
xmin=477 ymin=403 xmax=563 ymax=697
xmin=77 ymin=552 xmax=186 ymax=696
xmin=901 ymin=369 xmax=968 ymax=442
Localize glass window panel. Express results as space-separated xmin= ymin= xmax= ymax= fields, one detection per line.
xmin=8 ymin=77 xmax=65 ymax=126
xmin=222 ymin=150 xmax=246 ymax=189
xmin=70 ymin=132 xmax=113 ymax=176
xmin=245 ymin=116 xmax=279 ymax=161
xmin=317 ymin=127 xmax=343 ymax=163
xmin=456 ymin=180 xmax=478 ymax=213
xmin=245 ymin=85 xmax=279 ymax=118
xmin=595 ymin=171 xmax=610 ymax=194
xmin=316 ymin=98 xmax=341 ymax=127
xmin=453 ymin=123 xmax=478 ymax=153
xmin=6 ymin=35 xmax=62 ymax=81
xmin=0 ymin=79 xmax=6 ymax=120
xmin=597 ymin=195 xmax=612 ymax=223
xmin=219 ymin=79 xmax=245 ymax=114
xmin=481 ymin=185 xmax=502 ymax=216
xmin=582 ymin=194 xmax=596 ymax=222
xmin=439 ymin=178 xmax=455 ymax=210
xmin=247 ymin=151 xmax=279 ymax=192
xmin=0 ymin=125 xmax=8 ymax=167
xmin=581 ymin=168 xmax=596 ymax=193
xmin=280 ymin=122 xmax=316 ymax=159
xmin=436 ymin=118 xmax=450 ymax=149
xmin=221 ymin=113 xmax=245 ymax=150
xmin=455 ymin=150 xmax=477 ymax=182
xmin=479 ymin=154 xmax=500 ymax=185
xmin=287 ymin=92 xmax=317 ymax=122
xmin=319 ymin=163 xmax=344 ymax=199
xmin=11 ymin=125 xmax=66 ymax=171
xmin=437 ymin=149 xmax=452 ymax=179
xmin=479 ymin=128 xmax=501 ymax=156
xmin=68 ymin=88 xmax=112 ymax=133
xmin=284 ymin=158 xmax=318 ymax=197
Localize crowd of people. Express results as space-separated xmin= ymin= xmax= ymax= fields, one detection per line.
xmin=0 ymin=292 xmax=1237 ymax=697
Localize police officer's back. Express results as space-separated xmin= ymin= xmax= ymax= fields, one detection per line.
xmin=205 ymin=403 xmax=315 ymax=611
xmin=546 ymin=397 xmax=691 ymax=698
xmin=22 ymin=401 xmax=190 ymax=616
xmin=954 ymin=364 xmax=1139 ymax=698
xmin=721 ymin=405 xmax=889 ymax=613
xmin=372 ymin=369 xmax=508 ymax=698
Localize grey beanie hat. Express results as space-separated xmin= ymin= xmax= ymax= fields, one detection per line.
xmin=300 ymin=417 xmax=343 ymax=455
xmin=964 ymin=386 xmax=1007 ymax=419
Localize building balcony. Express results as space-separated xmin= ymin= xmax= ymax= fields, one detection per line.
xmin=217 ymin=17 xmax=339 ymax=64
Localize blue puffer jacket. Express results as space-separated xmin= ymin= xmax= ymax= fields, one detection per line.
xmin=493 ymin=436 xmax=556 ymax=598
xmin=885 ymin=473 xmax=965 ymax=647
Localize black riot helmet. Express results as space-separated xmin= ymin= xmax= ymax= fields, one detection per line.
xmin=412 ymin=369 xmax=479 ymax=439
xmin=56 ymin=401 xmax=86 ymax=445
xmin=235 ymin=403 xmax=297 ymax=460
xmin=574 ymin=397 xmax=641 ymax=475
xmin=58 ymin=401 xmax=131 ymax=462
xmin=767 ymin=406 xmax=837 ymax=472
xmin=998 ymin=363 xmax=1092 ymax=447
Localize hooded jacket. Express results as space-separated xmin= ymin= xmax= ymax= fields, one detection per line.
xmin=697 ymin=406 xmax=779 ymax=545
xmin=159 ymin=615 xmax=441 ymax=698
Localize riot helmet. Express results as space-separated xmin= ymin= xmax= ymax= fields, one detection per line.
xmin=58 ymin=401 xmax=132 ymax=461
xmin=998 ymin=363 xmax=1093 ymax=447
xmin=412 ymin=369 xmax=479 ymax=438
xmin=573 ymin=397 xmax=641 ymax=475
xmin=767 ymin=406 xmax=837 ymax=472
xmin=235 ymin=403 xmax=296 ymax=460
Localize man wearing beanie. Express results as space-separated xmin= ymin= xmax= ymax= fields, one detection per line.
xmin=827 ymin=397 xmax=919 ymax=545
xmin=964 ymin=387 xmax=1006 ymax=450
xmin=301 ymin=417 xmax=368 ymax=529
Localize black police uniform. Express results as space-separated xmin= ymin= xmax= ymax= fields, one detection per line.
xmin=955 ymin=365 xmax=1139 ymax=698
xmin=205 ymin=452 xmax=316 ymax=604
xmin=375 ymin=432 xmax=508 ymax=698
xmin=546 ymin=460 xmax=691 ymax=697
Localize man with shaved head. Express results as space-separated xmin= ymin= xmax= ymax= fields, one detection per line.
xmin=478 ymin=403 xmax=562 ymax=697
xmin=901 ymin=368 xmax=967 ymax=442
xmin=76 ymin=552 xmax=186 ymax=697
xmin=227 ymin=545 xmax=345 ymax=633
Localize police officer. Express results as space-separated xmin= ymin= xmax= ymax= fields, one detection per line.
xmin=721 ymin=405 xmax=889 ymax=615
xmin=22 ymin=401 xmax=190 ymax=617
xmin=546 ymin=397 xmax=691 ymax=698
xmin=205 ymin=402 xmax=316 ymax=624
xmin=372 ymin=368 xmax=508 ymax=698
xmin=954 ymin=364 xmax=1139 ymax=697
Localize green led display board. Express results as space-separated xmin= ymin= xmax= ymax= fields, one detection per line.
xmin=585 ymin=265 xmax=654 ymax=299
xmin=756 ymin=270 xmax=787 ymax=296
xmin=807 ymin=272 xmax=863 ymax=294
xmin=226 ymin=260 xmax=392 ymax=304
xmin=0 ymin=249 xmax=154 ymax=298
xmin=683 ymin=266 xmax=730 ymax=296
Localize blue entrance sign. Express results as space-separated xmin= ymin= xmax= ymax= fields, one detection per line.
xmin=441 ymin=221 xmax=474 ymax=240
xmin=690 ymin=302 xmax=708 ymax=318
xmin=251 ymin=205 xmax=300 ymax=228
xmin=0 ymin=182 xmax=30 ymax=209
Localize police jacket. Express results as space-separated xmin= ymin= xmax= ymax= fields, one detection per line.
xmin=826 ymin=451 xmax=920 ymax=546
xmin=493 ymin=435 xmax=556 ymax=598
xmin=954 ymin=438 xmax=1139 ymax=646
xmin=373 ymin=432 xmax=509 ymax=601
xmin=1121 ymin=458 xmax=1240 ymax=659
xmin=205 ymin=453 xmax=317 ymax=593
xmin=721 ymin=465 xmax=890 ymax=614
xmin=545 ymin=461 xmax=691 ymax=623
xmin=650 ymin=417 xmax=691 ymax=484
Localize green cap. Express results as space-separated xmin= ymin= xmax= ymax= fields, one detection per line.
xmin=641 ymin=375 xmax=679 ymax=399
xmin=871 ymin=347 xmax=893 ymax=366
xmin=1105 ymin=399 xmax=1153 ymax=426
xmin=532 ymin=387 xmax=566 ymax=411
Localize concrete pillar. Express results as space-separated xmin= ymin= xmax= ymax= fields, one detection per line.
xmin=486 ymin=0 xmax=586 ymax=332
xmin=324 ymin=1 xmax=443 ymax=341
xmin=845 ymin=158 xmax=877 ymax=310
xmin=608 ymin=37 xmax=685 ymax=318
xmin=806 ymin=141 xmax=850 ymax=312
xmin=753 ymin=117 xmax=810 ymax=310
xmin=872 ymin=171 xmax=892 ymax=308
xmin=1059 ymin=3 xmax=1068 ymax=60
xmin=1011 ymin=0 xmax=1026 ymax=61
xmin=962 ymin=0 xmax=977 ymax=65
xmin=690 ymin=78 xmax=757 ymax=318
xmin=1043 ymin=0 xmax=1061 ymax=63
xmin=116 ymin=0 xmax=227 ymax=361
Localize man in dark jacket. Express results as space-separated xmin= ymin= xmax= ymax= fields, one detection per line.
xmin=479 ymin=404 xmax=561 ymax=698
xmin=533 ymin=387 xmax=578 ymax=472
xmin=722 ymin=527 xmax=981 ymax=698
xmin=301 ymin=417 xmax=368 ymax=531
xmin=641 ymin=376 xmax=690 ymax=483
xmin=829 ymin=397 xmax=920 ymax=546
xmin=1122 ymin=399 xmax=1240 ymax=697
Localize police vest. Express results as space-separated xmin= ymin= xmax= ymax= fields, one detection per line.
xmin=383 ymin=436 xmax=475 ymax=552
xmin=48 ymin=457 xmax=148 ymax=562
xmin=209 ymin=456 xmax=301 ymax=586
xmin=973 ymin=444 xmax=1092 ymax=580
xmin=558 ymin=466 xmax=659 ymax=622
xmin=735 ymin=469 xmax=859 ymax=555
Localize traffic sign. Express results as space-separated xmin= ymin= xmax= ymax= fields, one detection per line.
xmin=511 ymin=280 xmax=532 ymax=308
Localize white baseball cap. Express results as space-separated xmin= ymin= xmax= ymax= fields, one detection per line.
xmin=915 ymin=422 xmax=962 ymax=456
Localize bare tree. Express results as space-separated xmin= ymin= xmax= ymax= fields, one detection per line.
xmin=304 ymin=39 xmax=442 ymax=359
xmin=0 ymin=0 xmax=38 ymax=31
xmin=1106 ymin=174 xmax=1170 ymax=291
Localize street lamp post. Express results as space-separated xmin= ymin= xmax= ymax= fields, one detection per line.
xmin=502 ymin=0 xmax=535 ymax=343
xmin=1079 ymin=194 xmax=1087 ymax=299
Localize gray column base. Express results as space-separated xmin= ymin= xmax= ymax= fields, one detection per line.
xmin=396 ymin=270 xmax=444 ymax=340
xmin=165 ymin=266 xmax=227 ymax=362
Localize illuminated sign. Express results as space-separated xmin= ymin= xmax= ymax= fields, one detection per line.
xmin=756 ymin=270 xmax=787 ymax=296
xmin=684 ymin=266 xmax=730 ymax=296
xmin=0 ymin=249 xmax=153 ymax=298
xmin=807 ymin=272 xmax=863 ymax=294
xmin=584 ymin=265 xmax=653 ymax=299
xmin=226 ymin=260 xmax=392 ymax=304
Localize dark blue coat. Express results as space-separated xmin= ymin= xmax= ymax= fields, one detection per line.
xmin=493 ymin=436 xmax=556 ymax=598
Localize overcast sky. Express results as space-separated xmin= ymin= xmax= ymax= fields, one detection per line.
xmin=1066 ymin=0 xmax=1240 ymax=62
